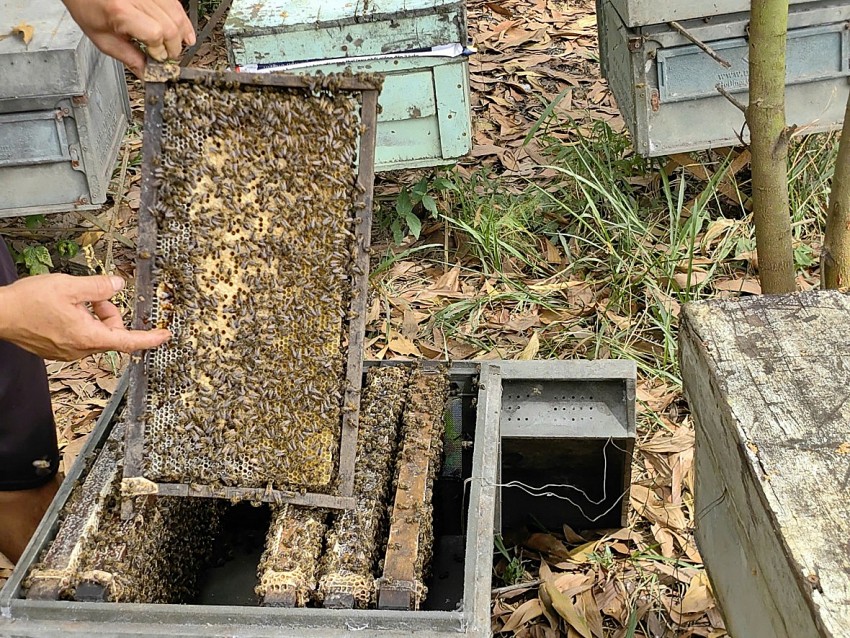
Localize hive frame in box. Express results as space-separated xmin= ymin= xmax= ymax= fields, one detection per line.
xmin=123 ymin=64 xmax=381 ymax=511
xmin=0 ymin=361 xmax=498 ymax=638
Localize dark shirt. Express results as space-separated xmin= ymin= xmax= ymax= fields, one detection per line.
xmin=0 ymin=239 xmax=58 ymax=490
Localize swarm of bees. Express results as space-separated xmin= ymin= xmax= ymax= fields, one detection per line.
xmin=27 ymin=366 xmax=452 ymax=609
xmin=317 ymin=366 xmax=411 ymax=608
xmin=142 ymin=76 xmax=364 ymax=490
xmin=378 ymin=368 xmax=450 ymax=607
xmin=256 ymin=504 xmax=327 ymax=607
xmin=25 ymin=417 xmax=221 ymax=603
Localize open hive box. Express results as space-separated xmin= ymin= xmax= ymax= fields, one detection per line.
xmin=0 ymin=362 xmax=497 ymax=637
xmin=124 ymin=64 xmax=382 ymax=509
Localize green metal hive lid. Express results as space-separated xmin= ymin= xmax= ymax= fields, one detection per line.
xmin=224 ymin=0 xmax=466 ymax=62
xmin=226 ymin=0 xmax=463 ymax=32
xmin=0 ymin=0 xmax=100 ymax=100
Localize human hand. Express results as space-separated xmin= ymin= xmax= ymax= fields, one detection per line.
xmin=0 ymin=274 xmax=170 ymax=361
xmin=61 ymin=0 xmax=196 ymax=77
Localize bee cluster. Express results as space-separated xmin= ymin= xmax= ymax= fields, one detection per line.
xmin=317 ymin=365 xmax=411 ymax=608
xmin=252 ymin=366 xmax=450 ymax=609
xmin=255 ymin=504 xmax=327 ymax=607
xmin=377 ymin=368 xmax=450 ymax=609
xmin=142 ymin=74 xmax=364 ymax=490
xmin=26 ymin=418 xmax=221 ymax=603
xmin=25 ymin=366 xmax=452 ymax=609
xmin=409 ymin=370 xmax=451 ymax=601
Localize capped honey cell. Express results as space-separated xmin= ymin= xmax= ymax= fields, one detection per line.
xmin=256 ymin=504 xmax=326 ymax=607
xmin=25 ymin=416 xmax=221 ymax=604
xmin=127 ymin=67 xmax=381 ymax=503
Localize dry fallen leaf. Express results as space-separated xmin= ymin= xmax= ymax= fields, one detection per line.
xmin=630 ymin=484 xmax=687 ymax=531
xmin=680 ymin=572 xmax=714 ymax=615
xmin=672 ymin=270 xmax=709 ymax=290
xmin=524 ymin=533 xmax=572 ymax=561
xmin=516 ymin=331 xmax=540 ymax=360
xmin=502 ymin=597 xmax=545 ymax=633
xmin=387 ymin=335 xmax=421 ymax=357
xmin=485 ymin=1 xmax=514 ymax=17
xmin=713 ymin=277 xmax=762 ymax=295
xmin=578 ymin=589 xmax=605 ymax=638
xmin=11 ymin=22 xmax=35 ymax=45
xmin=541 ymin=581 xmax=592 ymax=638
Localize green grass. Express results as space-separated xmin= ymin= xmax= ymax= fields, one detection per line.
xmin=371 ymin=119 xmax=837 ymax=402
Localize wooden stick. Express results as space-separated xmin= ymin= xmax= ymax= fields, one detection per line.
xmin=669 ymin=21 xmax=732 ymax=68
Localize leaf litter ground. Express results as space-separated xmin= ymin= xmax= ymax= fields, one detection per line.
xmin=0 ymin=0 xmax=838 ymax=635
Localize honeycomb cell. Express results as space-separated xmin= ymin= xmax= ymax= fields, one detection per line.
xmin=141 ymin=78 xmax=364 ymax=491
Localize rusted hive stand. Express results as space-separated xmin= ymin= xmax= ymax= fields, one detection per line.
xmin=681 ymin=290 xmax=850 ymax=638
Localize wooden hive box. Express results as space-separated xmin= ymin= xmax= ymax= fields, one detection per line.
xmin=223 ymin=0 xmax=472 ymax=171
xmin=680 ymin=291 xmax=850 ymax=638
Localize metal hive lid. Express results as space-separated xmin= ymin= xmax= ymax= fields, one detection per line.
xmin=225 ymin=0 xmax=463 ymax=31
xmin=0 ymin=0 xmax=100 ymax=101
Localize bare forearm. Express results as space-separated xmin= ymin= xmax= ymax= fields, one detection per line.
xmin=0 ymin=274 xmax=170 ymax=361
xmin=60 ymin=0 xmax=195 ymax=76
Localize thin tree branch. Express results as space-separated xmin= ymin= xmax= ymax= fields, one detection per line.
xmin=669 ymin=21 xmax=733 ymax=68
xmin=715 ymin=84 xmax=747 ymax=113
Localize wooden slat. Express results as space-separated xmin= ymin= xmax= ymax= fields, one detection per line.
xmin=337 ymin=88 xmax=380 ymax=498
xmin=681 ymin=290 xmax=850 ymax=638
xmin=377 ymin=368 xmax=449 ymax=611
xmin=26 ymin=429 xmax=124 ymax=600
xmin=176 ymin=66 xmax=384 ymax=92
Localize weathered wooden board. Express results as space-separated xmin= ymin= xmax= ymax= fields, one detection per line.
xmin=680 ymin=290 xmax=850 ymax=638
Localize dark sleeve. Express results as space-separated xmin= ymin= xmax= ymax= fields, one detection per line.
xmin=0 ymin=239 xmax=59 ymax=490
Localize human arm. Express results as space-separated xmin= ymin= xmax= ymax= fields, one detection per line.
xmin=60 ymin=0 xmax=196 ymax=77
xmin=0 ymin=274 xmax=170 ymax=361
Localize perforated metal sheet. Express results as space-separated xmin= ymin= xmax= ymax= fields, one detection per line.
xmin=500 ymin=379 xmax=630 ymax=439
xmin=124 ymin=65 xmax=381 ymax=509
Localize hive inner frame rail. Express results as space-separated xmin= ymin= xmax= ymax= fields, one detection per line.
xmin=123 ymin=64 xmax=381 ymax=510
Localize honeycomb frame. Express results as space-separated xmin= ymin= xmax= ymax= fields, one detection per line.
xmin=123 ymin=64 xmax=381 ymax=510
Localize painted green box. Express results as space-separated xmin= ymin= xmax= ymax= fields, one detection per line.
xmin=224 ymin=0 xmax=472 ymax=171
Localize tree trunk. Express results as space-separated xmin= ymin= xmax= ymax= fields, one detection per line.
xmin=747 ymin=0 xmax=797 ymax=294
xmin=821 ymin=94 xmax=850 ymax=289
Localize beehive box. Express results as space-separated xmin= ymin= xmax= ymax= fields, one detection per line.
xmin=598 ymin=0 xmax=850 ymax=156
xmin=0 ymin=0 xmax=129 ymax=217
xmin=495 ymin=360 xmax=636 ymax=532
xmin=124 ymin=64 xmax=381 ymax=510
xmin=224 ymin=0 xmax=472 ymax=171
xmin=0 ymin=361 xmax=497 ymax=638
xmin=681 ymin=291 xmax=850 ymax=637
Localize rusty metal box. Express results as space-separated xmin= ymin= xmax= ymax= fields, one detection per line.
xmin=599 ymin=0 xmax=850 ymax=156
xmin=0 ymin=0 xmax=130 ymax=217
